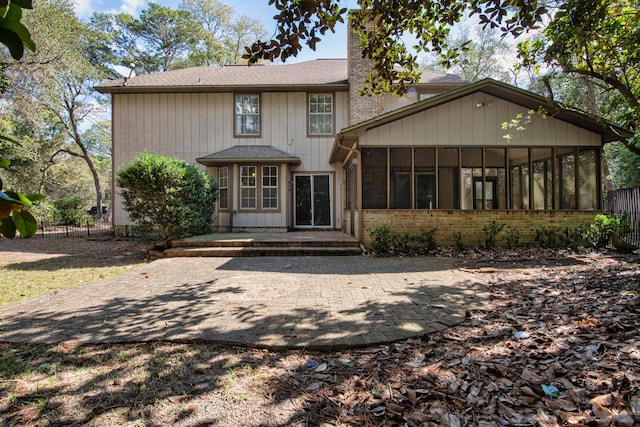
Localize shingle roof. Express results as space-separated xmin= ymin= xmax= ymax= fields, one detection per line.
xmin=95 ymin=59 xmax=466 ymax=93
xmin=196 ymin=145 xmax=301 ymax=166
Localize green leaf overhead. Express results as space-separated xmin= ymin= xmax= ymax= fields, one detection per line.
xmin=247 ymin=0 xmax=638 ymax=154
xmin=0 ymin=1 xmax=35 ymax=59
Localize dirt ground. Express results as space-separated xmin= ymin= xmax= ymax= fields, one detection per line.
xmin=0 ymin=236 xmax=148 ymax=264
xmin=0 ymin=238 xmax=639 ymax=426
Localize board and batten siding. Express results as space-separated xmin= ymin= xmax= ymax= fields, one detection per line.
xmin=112 ymin=91 xmax=348 ymax=228
xmin=359 ymin=92 xmax=602 ymax=147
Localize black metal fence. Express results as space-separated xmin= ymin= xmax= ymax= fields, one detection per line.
xmin=35 ymin=218 xmax=114 ymax=238
xmin=606 ymin=186 xmax=640 ymax=247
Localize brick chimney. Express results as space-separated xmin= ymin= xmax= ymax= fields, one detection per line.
xmin=347 ymin=12 xmax=384 ymax=126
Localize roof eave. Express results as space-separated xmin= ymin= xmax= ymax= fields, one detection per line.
xmin=95 ymin=83 xmax=349 ymax=94
xmin=336 ymin=79 xmax=633 ymax=143
xmin=329 ymin=79 xmax=633 ymax=163
xmin=196 ymin=157 xmax=302 ymax=166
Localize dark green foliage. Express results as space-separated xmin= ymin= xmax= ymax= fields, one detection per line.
xmin=482 ymin=220 xmax=505 ymax=248
xmin=588 ymin=213 xmax=632 ymax=248
xmin=116 ymin=153 xmax=217 ymax=240
xmin=52 ymin=196 xmax=91 ymax=226
xmin=535 ymin=226 xmax=564 ymax=248
xmin=454 ymin=231 xmax=465 ymax=250
xmin=535 ymin=215 xmax=633 ymax=250
xmin=413 ymin=228 xmax=438 ymax=251
xmin=505 ymin=228 xmax=520 ymax=249
xmin=0 ymin=1 xmax=35 ymax=60
xmin=368 ymin=225 xmax=438 ymax=254
xmin=565 ymin=225 xmax=590 ymax=251
xmin=368 ymin=224 xmax=394 ymax=253
xmin=604 ymin=142 xmax=640 ymax=188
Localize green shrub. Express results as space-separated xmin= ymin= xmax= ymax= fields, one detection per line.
xmin=535 ymin=226 xmax=565 ymax=248
xmin=116 ymin=153 xmax=218 ymax=240
xmin=565 ymin=225 xmax=589 ymax=250
xmin=413 ymin=227 xmax=438 ymax=251
xmin=482 ymin=220 xmax=505 ymax=248
xmin=394 ymin=231 xmax=411 ymax=251
xmin=587 ymin=213 xmax=632 ymax=248
xmin=368 ymin=224 xmax=394 ymax=252
xmin=368 ymin=225 xmax=438 ymax=254
xmin=52 ymin=196 xmax=91 ymax=226
xmin=454 ymin=231 xmax=465 ymax=250
xmin=505 ymin=228 xmax=520 ymax=249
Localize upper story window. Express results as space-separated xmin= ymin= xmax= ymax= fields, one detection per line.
xmin=309 ymin=93 xmax=333 ymax=135
xmin=235 ymin=94 xmax=260 ymax=136
xmin=218 ymin=166 xmax=228 ymax=210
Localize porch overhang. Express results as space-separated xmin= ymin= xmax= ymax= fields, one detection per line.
xmin=196 ymin=145 xmax=301 ymax=167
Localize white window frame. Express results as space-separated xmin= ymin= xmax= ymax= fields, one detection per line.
xmin=308 ymin=93 xmax=334 ymax=135
xmin=240 ymin=166 xmax=257 ymax=209
xmin=218 ymin=166 xmax=228 ymax=210
xmin=262 ymin=166 xmax=278 ymax=209
xmin=235 ymin=94 xmax=260 ymax=136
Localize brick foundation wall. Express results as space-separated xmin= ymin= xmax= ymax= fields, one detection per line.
xmin=361 ymin=210 xmax=600 ymax=247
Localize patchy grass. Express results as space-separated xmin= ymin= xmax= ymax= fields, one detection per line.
xmin=0 ymin=342 xmax=308 ymax=426
xmin=0 ymin=237 xmax=147 ymax=305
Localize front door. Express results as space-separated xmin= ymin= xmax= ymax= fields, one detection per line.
xmin=294 ymin=174 xmax=332 ymax=228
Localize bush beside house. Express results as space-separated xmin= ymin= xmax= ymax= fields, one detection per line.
xmin=116 ymin=153 xmax=218 ymax=240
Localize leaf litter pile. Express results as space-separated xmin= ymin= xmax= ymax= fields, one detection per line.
xmin=1 ymin=249 xmax=639 ymax=426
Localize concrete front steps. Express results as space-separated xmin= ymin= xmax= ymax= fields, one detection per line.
xmin=163 ymin=233 xmax=363 ymax=257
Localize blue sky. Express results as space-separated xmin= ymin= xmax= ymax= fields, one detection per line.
xmin=73 ymin=0 xmax=348 ymax=63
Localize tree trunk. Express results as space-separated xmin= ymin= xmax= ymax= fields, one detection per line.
xmin=582 ymin=76 xmax=597 ymax=114
xmin=69 ymin=112 xmax=103 ymax=222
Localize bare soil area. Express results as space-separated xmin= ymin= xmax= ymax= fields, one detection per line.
xmin=0 ymin=239 xmax=639 ymax=426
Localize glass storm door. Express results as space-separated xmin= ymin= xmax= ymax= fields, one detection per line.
xmin=294 ymin=174 xmax=332 ymax=228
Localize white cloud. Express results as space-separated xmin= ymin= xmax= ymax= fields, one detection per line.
xmin=73 ymin=0 xmax=147 ymax=18
xmin=119 ymin=0 xmax=145 ymax=15
xmin=73 ymin=0 xmax=95 ymax=18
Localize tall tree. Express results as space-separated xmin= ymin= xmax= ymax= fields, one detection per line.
xmin=91 ymin=1 xmax=268 ymax=73
xmin=180 ymin=0 xmax=268 ymax=66
xmin=0 ymin=110 xmax=67 ymax=195
xmin=516 ymin=0 xmax=639 ymax=154
xmin=422 ymin=24 xmax=513 ymax=83
xmin=246 ymin=0 xmax=637 ymax=152
xmin=3 ymin=0 xmax=111 ymax=220
xmin=128 ymin=3 xmax=199 ymax=72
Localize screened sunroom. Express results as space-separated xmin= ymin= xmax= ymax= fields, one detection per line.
xmin=360 ymin=146 xmax=601 ymax=211
xmin=331 ymin=80 xmax=631 ymax=245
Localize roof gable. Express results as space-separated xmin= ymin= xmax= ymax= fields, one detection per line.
xmin=330 ymin=79 xmax=632 ymax=163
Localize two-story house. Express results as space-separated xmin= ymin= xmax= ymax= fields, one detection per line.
xmin=96 ymin=21 xmax=631 ymax=246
